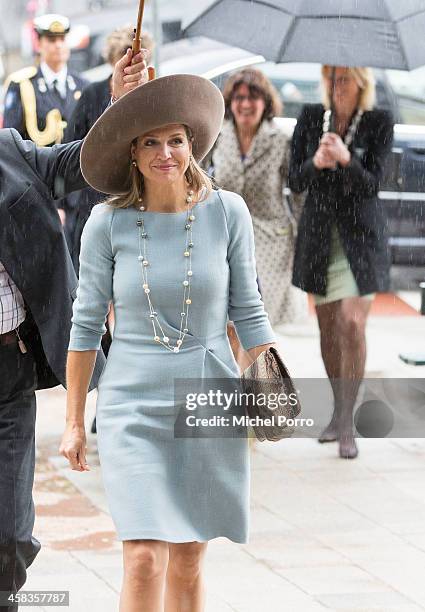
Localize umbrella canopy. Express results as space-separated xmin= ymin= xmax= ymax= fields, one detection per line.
xmin=183 ymin=0 xmax=425 ymax=70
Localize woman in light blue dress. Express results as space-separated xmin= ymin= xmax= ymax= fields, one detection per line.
xmin=60 ymin=75 xmax=276 ymax=611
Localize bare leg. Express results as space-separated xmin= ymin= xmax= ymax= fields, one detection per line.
xmin=165 ymin=542 xmax=208 ymax=612
xmin=120 ymin=540 xmax=169 ymax=612
xmin=316 ymin=298 xmax=371 ymax=457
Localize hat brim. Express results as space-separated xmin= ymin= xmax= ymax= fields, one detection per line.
xmin=80 ymin=74 xmax=224 ymax=195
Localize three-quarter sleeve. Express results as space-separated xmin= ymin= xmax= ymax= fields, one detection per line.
xmin=69 ymin=204 xmax=114 ymax=351
xmin=220 ymin=190 xmax=276 ymax=350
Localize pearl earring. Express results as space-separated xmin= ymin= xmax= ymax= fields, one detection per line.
xmin=132 ymin=160 xmax=137 ymax=167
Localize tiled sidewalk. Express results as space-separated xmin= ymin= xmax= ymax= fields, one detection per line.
xmin=26 ymin=314 xmax=425 ymax=611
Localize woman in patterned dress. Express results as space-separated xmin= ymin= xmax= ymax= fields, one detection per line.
xmin=208 ymin=68 xmax=307 ymax=328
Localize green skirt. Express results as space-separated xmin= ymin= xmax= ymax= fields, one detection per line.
xmin=314 ymin=226 xmax=375 ymax=306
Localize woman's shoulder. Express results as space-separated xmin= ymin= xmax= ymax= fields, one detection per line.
xmin=364 ymin=107 xmax=394 ymax=128
xmin=215 ymin=188 xmax=250 ymax=225
xmin=84 ymin=202 xmax=116 ymax=233
xmin=268 ymin=118 xmax=291 ymax=142
xmin=215 ymin=188 xmax=246 ymax=209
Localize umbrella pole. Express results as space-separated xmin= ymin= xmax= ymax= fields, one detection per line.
xmin=330 ymin=66 xmax=336 ymax=132
xmin=132 ymin=0 xmax=156 ymax=80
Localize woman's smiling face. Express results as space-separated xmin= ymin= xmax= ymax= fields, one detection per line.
xmin=132 ymin=124 xmax=192 ymax=186
xmin=230 ymin=83 xmax=266 ymax=130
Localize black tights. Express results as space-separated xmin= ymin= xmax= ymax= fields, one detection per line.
xmin=316 ymin=297 xmax=372 ymax=456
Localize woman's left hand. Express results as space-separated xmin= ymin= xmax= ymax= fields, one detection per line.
xmin=111 ymin=48 xmax=149 ymax=100
xmin=320 ymin=133 xmax=351 ymax=167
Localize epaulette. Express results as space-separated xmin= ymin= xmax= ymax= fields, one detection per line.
xmin=4 ymin=66 xmax=38 ymax=90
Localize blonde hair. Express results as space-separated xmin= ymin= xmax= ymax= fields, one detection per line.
xmin=106 ymin=126 xmax=213 ymax=210
xmin=103 ymin=25 xmax=154 ymax=66
xmin=321 ymin=65 xmax=376 ymax=111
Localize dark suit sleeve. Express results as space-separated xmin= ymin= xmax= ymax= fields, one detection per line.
xmin=341 ymin=110 xmax=394 ymax=199
xmin=9 ymin=128 xmax=86 ymax=198
xmin=288 ymin=105 xmax=321 ymax=193
xmin=2 ymin=82 xmax=25 ymax=135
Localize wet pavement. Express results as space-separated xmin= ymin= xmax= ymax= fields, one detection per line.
xmin=24 ymin=296 xmax=425 ymax=611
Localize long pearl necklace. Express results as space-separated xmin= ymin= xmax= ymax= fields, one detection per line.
xmin=322 ymin=108 xmax=363 ymax=147
xmin=136 ymin=190 xmax=195 ymax=353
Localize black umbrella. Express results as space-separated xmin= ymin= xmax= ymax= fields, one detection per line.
xmin=183 ymin=0 xmax=425 ymax=70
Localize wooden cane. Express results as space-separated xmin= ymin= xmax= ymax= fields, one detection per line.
xmin=132 ymin=0 xmax=156 ymax=80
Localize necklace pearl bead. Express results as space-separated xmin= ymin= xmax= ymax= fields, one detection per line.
xmin=138 ymin=191 xmax=195 ymax=353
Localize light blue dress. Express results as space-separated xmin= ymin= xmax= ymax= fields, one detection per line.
xmin=69 ymin=189 xmax=275 ymax=543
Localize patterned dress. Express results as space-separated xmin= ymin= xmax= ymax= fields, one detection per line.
xmin=209 ymin=119 xmax=307 ymax=326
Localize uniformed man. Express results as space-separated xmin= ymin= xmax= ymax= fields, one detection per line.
xmin=3 ymin=14 xmax=88 ymax=243
xmin=3 ymin=13 xmax=87 ymax=147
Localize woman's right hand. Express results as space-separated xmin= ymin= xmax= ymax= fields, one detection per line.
xmin=313 ymin=145 xmax=338 ymax=170
xmin=59 ymin=423 xmax=90 ymax=472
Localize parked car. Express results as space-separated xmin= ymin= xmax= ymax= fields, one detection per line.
xmin=83 ymin=37 xmax=425 ymax=268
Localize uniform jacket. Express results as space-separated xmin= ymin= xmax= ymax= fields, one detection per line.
xmin=288 ymin=103 xmax=394 ymax=296
xmin=3 ymin=66 xmax=88 ymax=143
xmin=0 ymin=128 xmax=104 ymax=390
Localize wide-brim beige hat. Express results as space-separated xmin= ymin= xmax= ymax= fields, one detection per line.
xmin=81 ymin=74 xmax=224 ymax=195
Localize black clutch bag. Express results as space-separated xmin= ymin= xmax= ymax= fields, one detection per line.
xmin=241 ymin=347 xmax=301 ymax=442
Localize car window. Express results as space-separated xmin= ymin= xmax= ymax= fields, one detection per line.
xmin=386 ymin=67 xmax=425 ymax=125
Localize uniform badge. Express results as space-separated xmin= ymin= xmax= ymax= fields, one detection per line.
xmin=74 ymin=90 xmax=82 ymax=100
xmin=37 ymin=78 xmax=47 ymax=93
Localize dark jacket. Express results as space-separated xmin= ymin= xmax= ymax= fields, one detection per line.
xmin=0 ymin=128 xmax=104 ymax=390
xmin=288 ymin=103 xmax=394 ymax=296
xmin=63 ymin=77 xmax=111 ymax=273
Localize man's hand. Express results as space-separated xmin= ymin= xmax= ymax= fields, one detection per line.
xmin=112 ymin=48 xmax=149 ymax=100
